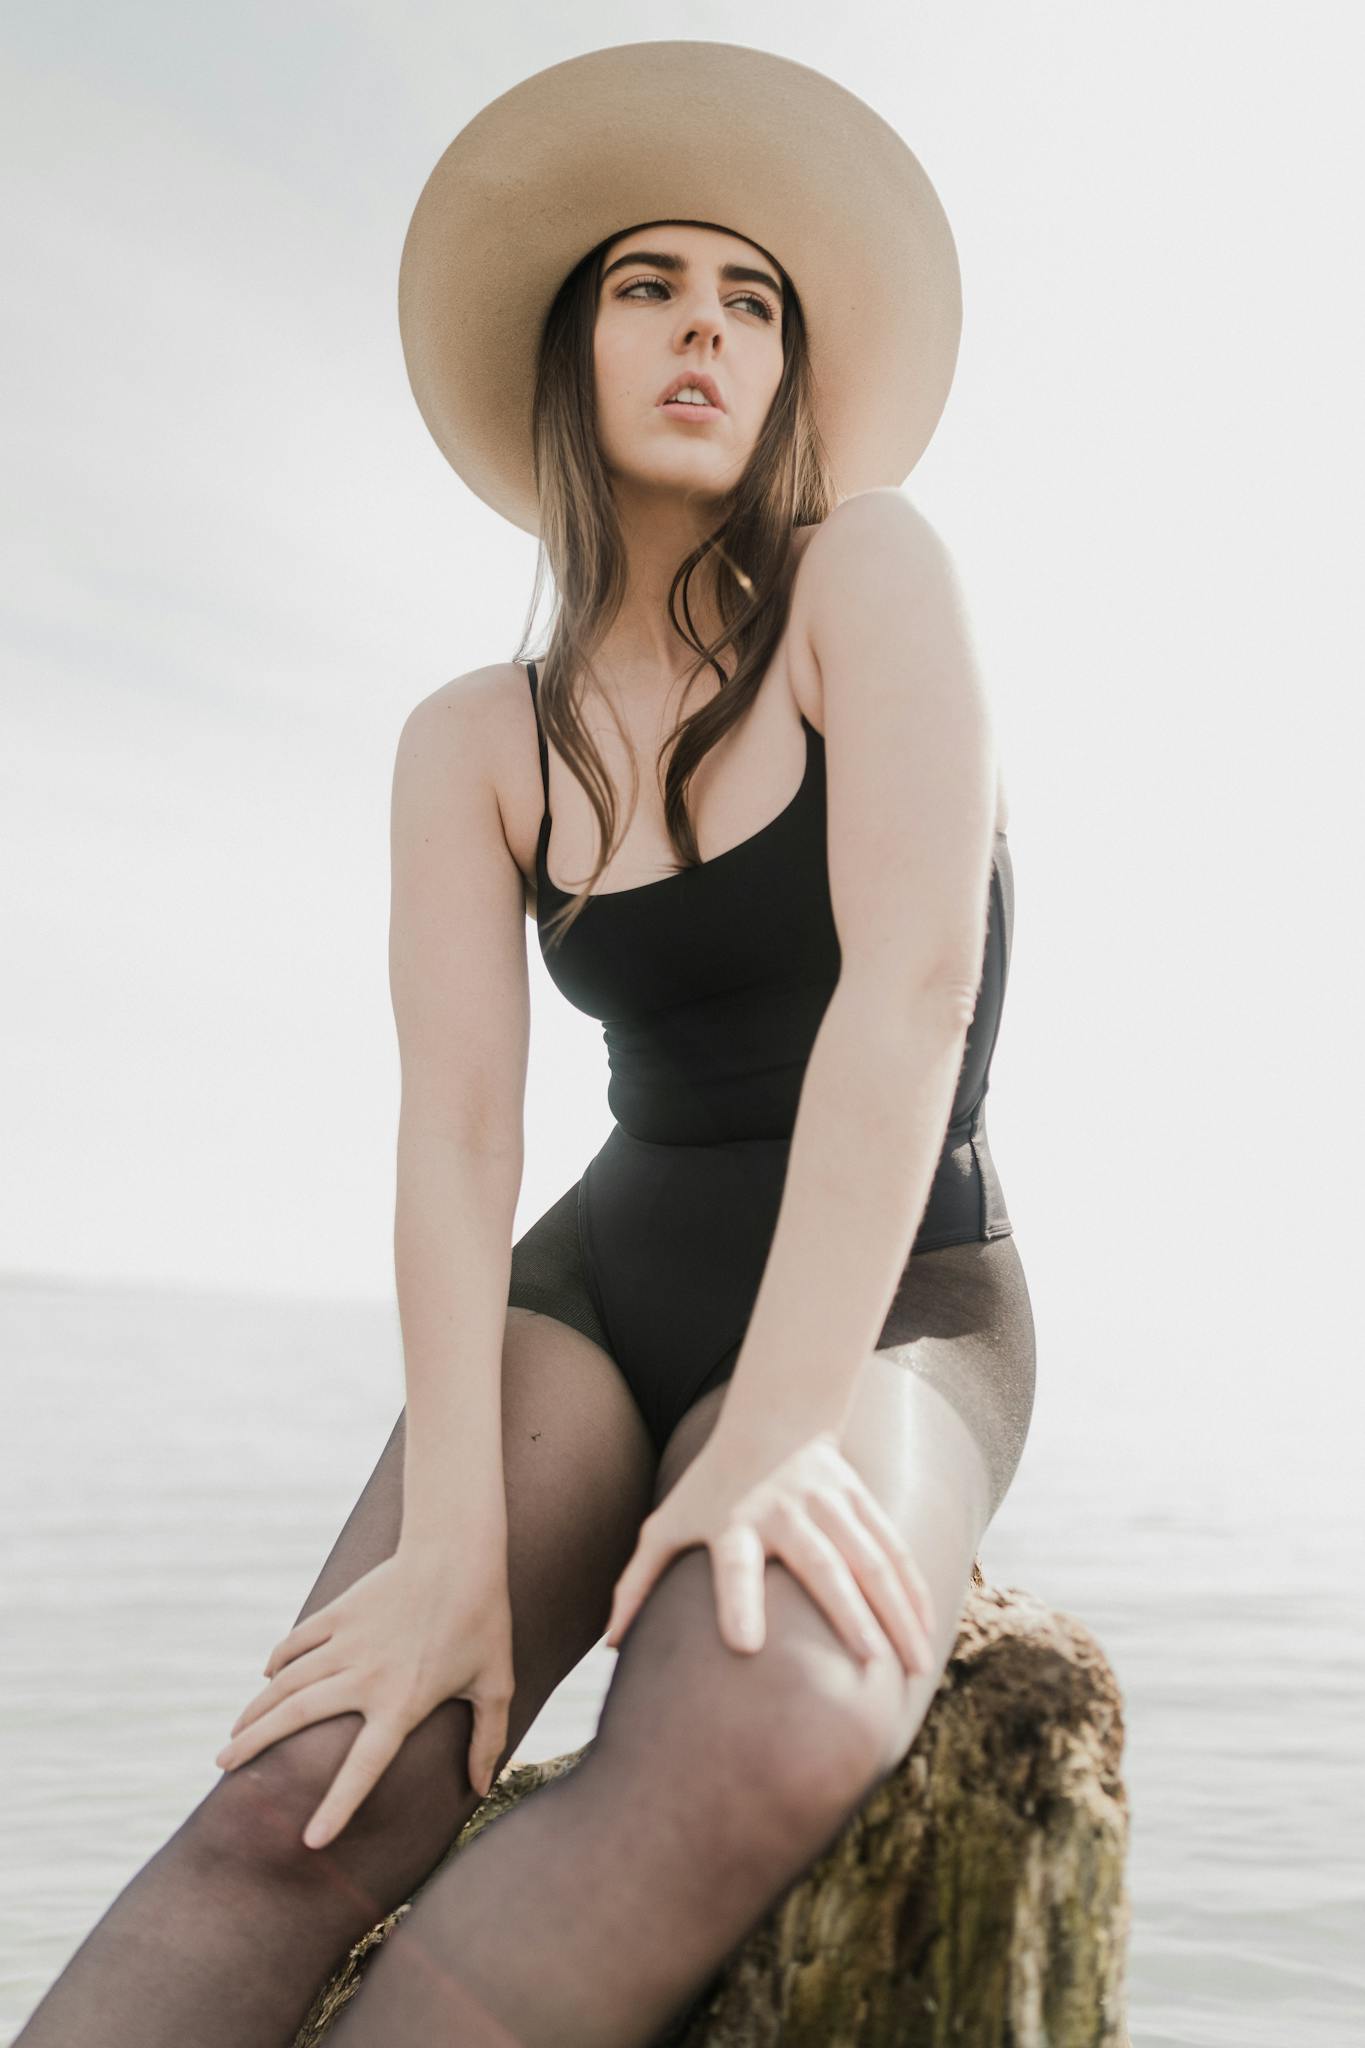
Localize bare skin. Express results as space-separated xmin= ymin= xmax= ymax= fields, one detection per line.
xmin=505 ymin=521 xmax=1007 ymax=921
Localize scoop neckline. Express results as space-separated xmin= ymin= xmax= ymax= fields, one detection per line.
xmin=538 ymin=715 xmax=821 ymax=907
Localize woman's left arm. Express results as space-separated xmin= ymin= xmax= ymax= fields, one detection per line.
xmin=603 ymin=490 xmax=1002 ymax=1668
xmin=714 ymin=487 xmax=1001 ymax=1464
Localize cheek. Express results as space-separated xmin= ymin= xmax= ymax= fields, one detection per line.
xmin=595 ymin=341 xmax=662 ymax=450
xmin=732 ymin=341 xmax=784 ymax=424
xmin=734 ymin=368 xmax=783 ymax=440
xmin=593 ymin=330 xmax=635 ymax=419
xmin=593 ymin=376 xmax=630 ymax=452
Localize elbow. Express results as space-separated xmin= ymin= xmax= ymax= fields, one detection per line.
xmin=921 ymin=966 xmax=984 ymax=1037
xmin=398 ymin=1100 xmax=525 ymax=1161
xmin=832 ymin=959 xmax=979 ymax=1049
xmin=905 ymin=974 xmax=982 ymax=1052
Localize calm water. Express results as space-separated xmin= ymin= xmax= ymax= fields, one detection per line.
xmin=2 ymin=1277 xmax=1361 ymax=2043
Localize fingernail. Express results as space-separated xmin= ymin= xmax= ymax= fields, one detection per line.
xmin=303 ymin=1822 xmax=326 ymax=1848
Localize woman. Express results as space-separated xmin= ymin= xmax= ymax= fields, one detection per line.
xmin=17 ymin=41 xmax=1036 ymax=2047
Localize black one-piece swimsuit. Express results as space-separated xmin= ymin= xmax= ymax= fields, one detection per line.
xmin=506 ymin=659 xmax=1016 ymax=1460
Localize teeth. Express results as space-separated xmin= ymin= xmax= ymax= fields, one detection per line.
xmin=667 ymin=388 xmax=710 ymax=405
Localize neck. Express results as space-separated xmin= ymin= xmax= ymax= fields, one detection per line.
xmin=593 ymin=481 xmax=733 ymax=695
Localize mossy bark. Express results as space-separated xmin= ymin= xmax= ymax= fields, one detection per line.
xmin=293 ymin=1564 xmax=1130 ymax=2047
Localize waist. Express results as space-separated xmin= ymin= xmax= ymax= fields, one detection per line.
xmin=601 ymin=1013 xmax=1003 ymax=1157
xmin=586 ymin=1099 xmax=1011 ymax=1253
xmin=601 ymin=978 xmax=835 ymax=1143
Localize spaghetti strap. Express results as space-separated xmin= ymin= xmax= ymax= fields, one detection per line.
xmin=526 ymin=660 xmax=550 ymax=807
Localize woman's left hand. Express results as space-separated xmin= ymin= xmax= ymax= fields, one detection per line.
xmin=604 ymin=1426 xmax=937 ymax=1671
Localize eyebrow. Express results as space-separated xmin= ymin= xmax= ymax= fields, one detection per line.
xmin=600 ymin=248 xmax=785 ymax=304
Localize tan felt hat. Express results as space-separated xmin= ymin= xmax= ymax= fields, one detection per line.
xmin=398 ymin=40 xmax=962 ymax=537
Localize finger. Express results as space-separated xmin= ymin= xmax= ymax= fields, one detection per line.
xmin=803 ymin=1492 xmax=933 ymax=1677
xmin=263 ymin=1610 xmax=335 ymax=1680
xmin=710 ymin=1522 xmax=768 ymax=1653
xmin=605 ymin=1567 xmax=650 ymax=1648
xmin=605 ymin=1530 xmax=664 ymax=1648
xmin=467 ymin=1687 xmax=513 ymax=1801
xmin=303 ymin=1718 xmax=400 ymax=1850
xmin=216 ymin=1672 xmax=356 ymax=1772
xmin=767 ymin=1513 xmax=887 ymax=1666
xmin=843 ymin=1486 xmax=939 ymax=1636
xmin=229 ymin=1642 xmax=333 ymax=1737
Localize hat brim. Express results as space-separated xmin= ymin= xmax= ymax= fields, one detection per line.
xmin=398 ymin=40 xmax=962 ymax=536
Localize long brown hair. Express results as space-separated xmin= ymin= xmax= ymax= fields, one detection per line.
xmin=513 ymin=219 xmax=838 ymax=951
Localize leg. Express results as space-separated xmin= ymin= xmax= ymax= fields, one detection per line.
xmin=314 ymin=1237 xmax=1033 ymax=2046
xmin=13 ymin=1300 xmax=656 ymax=2047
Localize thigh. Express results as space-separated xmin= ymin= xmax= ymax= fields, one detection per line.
xmin=592 ymin=1368 xmax=990 ymax=1855
xmin=654 ymin=1233 xmax=1035 ymax=1525
xmin=290 ymin=1176 xmax=657 ymax=1740
xmin=869 ymin=1231 xmax=1037 ymax=1526
xmin=203 ymin=1197 xmax=658 ymax=1858
xmin=646 ymin=1233 xmax=1036 ymax=1770
xmin=293 ymin=1309 xmax=657 ymax=1748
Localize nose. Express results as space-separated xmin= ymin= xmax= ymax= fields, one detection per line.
xmin=673 ymin=296 xmax=725 ymax=351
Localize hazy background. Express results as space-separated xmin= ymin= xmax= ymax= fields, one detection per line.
xmin=4 ymin=3 xmax=1362 ymax=2042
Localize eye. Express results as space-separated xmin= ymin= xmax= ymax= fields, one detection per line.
xmin=617 ymin=277 xmax=778 ymax=324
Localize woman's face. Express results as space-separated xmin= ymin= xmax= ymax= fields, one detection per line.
xmin=592 ymin=221 xmax=786 ymax=503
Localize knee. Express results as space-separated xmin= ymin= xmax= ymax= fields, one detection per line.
xmin=746 ymin=1658 xmax=901 ymax=1841
xmin=193 ymin=1716 xmax=356 ymax=1872
xmin=192 ymin=1701 xmax=469 ymax=1873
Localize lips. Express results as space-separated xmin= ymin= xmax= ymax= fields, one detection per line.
xmin=656 ymin=371 xmax=725 ymax=411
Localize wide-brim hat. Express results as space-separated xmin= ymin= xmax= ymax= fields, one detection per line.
xmin=398 ymin=40 xmax=962 ymax=537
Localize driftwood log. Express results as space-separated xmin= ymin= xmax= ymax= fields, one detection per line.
xmin=293 ymin=1563 xmax=1130 ymax=2047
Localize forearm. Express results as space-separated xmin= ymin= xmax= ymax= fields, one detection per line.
xmin=392 ymin=1120 xmax=523 ymax=1554
xmin=714 ymin=975 xmax=971 ymax=1460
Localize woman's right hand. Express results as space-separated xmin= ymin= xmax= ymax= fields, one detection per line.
xmin=214 ymin=1543 xmax=516 ymax=1850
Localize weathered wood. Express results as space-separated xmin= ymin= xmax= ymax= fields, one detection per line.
xmin=292 ymin=1564 xmax=1130 ymax=2047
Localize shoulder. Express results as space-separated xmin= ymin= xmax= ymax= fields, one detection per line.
xmin=401 ymin=659 xmax=528 ymax=743
xmin=786 ymin=491 xmax=968 ymax=724
xmin=393 ymin=659 xmax=537 ymax=836
xmin=800 ymin=487 xmax=958 ymax=603
xmin=793 ymin=493 xmax=1011 ymax=834
xmin=394 ymin=663 xmax=545 ymax=906
xmin=396 ymin=660 xmax=536 ymax=791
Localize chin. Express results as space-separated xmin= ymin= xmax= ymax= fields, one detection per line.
xmin=620 ymin=455 xmax=733 ymax=495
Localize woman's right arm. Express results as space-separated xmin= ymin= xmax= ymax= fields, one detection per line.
xmin=387 ymin=668 xmax=533 ymax=1565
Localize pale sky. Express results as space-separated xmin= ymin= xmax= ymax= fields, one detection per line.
xmin=5 ymin=2 xmax=1361 ymax=1458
